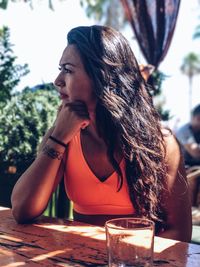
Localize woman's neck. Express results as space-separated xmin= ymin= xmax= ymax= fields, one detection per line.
xmin=82 ymin=121 xmax=101 ymax=141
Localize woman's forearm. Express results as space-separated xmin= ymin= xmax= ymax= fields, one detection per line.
xmin=11 ymin=139 xmax=66 ymax=223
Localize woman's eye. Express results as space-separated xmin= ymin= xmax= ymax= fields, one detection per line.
xmin=63 ymin=67 xmax=72 ymax=73
xmin=58 ymin=66 xmax=72 ymax=73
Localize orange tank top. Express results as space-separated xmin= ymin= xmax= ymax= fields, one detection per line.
xmin=64 ymin=132 xmax=135 ymax=215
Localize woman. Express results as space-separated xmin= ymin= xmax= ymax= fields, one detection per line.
xmin=11 ymin=25 xmax=192 ymax=242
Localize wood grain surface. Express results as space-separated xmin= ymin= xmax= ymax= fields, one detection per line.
xmin=0 ymin=208 xmax=200 ymax=266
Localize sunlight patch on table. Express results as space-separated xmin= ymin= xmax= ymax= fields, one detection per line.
xmin=154 ymin=237 xmax=179 ymax=253
xmin=0 ymin=234 xmax=22 ymax=242
xmin=2 ymin=262 xmax=26 ymax=267
xmin=30 ymin=249 xmax=71 ymax=261
xmin=0 ymin=207 xmax=10 ymax=211
xmin=35 ymin=224 xmax=106 ymax=240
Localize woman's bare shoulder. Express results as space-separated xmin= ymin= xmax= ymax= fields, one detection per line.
xmin=162 ymin=128 xmax=183 ymax=171
xmin=161 ymin=127 xmax=180 ymax=156
xmin=161 ymin=127 xmax=186 ymax=189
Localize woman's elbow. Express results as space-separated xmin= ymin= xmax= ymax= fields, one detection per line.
xmin=11 ymin=202 xmax=33 ymax=223
xmin=12 ymin=206 xmax=28 ymax=224
xmin=11 ymin=198 xmax=42 ymax=224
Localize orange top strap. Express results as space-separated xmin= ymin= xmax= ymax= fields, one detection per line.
xmin=64 ymin=132 xmax=135 ymax=215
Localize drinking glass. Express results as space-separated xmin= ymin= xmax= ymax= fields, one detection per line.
xmin=105 ymin=217 xmax=155 ymax=267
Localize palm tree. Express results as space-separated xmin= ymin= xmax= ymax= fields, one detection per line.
xmin=80 ymin=0 xmax=126 ymax=30
xmin=193 ymin=24 xmax=200 ymax=39
xmin=180 ymin=52 xmax=200 ymax=116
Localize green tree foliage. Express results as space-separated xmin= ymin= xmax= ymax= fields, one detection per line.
xmin=0 ymin=0 xmax=109 ymax=14
xmin=148 ymin=70 xmax=167 ymax=97
xmin=181 ymin=52 xmax=200 ymax=78
xmin=148 ymin=70 xmax=170 ymax=121
xmin=1 ymin=0 xmax=125 ymax=29
xmin=80 ymin=0 xmax=107 ymax=21
xmin=0 ymin=87 xmax=59 ymax=178
xmin=181 ymin=52 xmax=200 ymax=113
xmin=0 ymin=26 xmax=29 ymax=104
xmin=0 ymin=25 xmax=59 ymax=179
xmin=0 ymin=24 xmax=60 ymax=208
xmin=193 ymin=25 xmax=200 ymax=39
xmin=0 ymin=0 xmax=8 ymax=9
xmin=193 ymin=11 xmax=200 ymax=40
xmin=80 ymin=0 xmax=125 ymax=29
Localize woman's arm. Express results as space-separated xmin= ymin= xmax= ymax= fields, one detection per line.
xmin=11 ymin=127 xmax=66 ymax=223
xmin=158 ymin=131 xmax=192 ymax=242
xmin=11 ymin=101 xmax=90 ymax=223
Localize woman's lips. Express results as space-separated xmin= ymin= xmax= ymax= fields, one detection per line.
xmin=59 ymin=93 xmax=69 ymax=100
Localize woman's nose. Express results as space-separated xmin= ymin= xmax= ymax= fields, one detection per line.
xmin=54 ymin=73 xmax=65 ymax=89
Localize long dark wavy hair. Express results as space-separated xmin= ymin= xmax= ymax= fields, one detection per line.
xmin=67 ymin=25 xmax=167 ymax=224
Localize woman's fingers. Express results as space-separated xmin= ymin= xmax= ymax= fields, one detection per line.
xmin=53 ymin=100 xmax=90 ymax=142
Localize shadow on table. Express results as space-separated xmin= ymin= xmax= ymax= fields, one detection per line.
xmin=154 ymin=239 xmax=200 ymax=267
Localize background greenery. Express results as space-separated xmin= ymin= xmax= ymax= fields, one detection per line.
xmin=0 ymin=26 xmax=29 ymax=103
xmin=0 ymin=88 xmax=59 ymax=177
xmin=0 ymin=26 xmax=60 ymax=207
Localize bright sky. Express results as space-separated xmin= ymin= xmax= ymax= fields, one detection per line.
xmin=0 ymin=0 xmax=200 ymax=128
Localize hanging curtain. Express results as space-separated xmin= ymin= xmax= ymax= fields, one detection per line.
xmin=121 ymin=0 xmax=181 ymax=69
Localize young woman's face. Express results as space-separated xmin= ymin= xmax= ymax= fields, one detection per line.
xmin=54 ymin=44 xmax=96 ymax=111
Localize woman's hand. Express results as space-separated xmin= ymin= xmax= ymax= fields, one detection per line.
xmin=52 ymin=100 xmax=90 ymax=144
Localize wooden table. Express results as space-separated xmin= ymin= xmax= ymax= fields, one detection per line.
xmin=0 ymin=208 xmax=200 ymax=266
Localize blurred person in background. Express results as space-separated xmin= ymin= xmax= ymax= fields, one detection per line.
xmin=175 ymin=104 xmax=200 ymax=206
